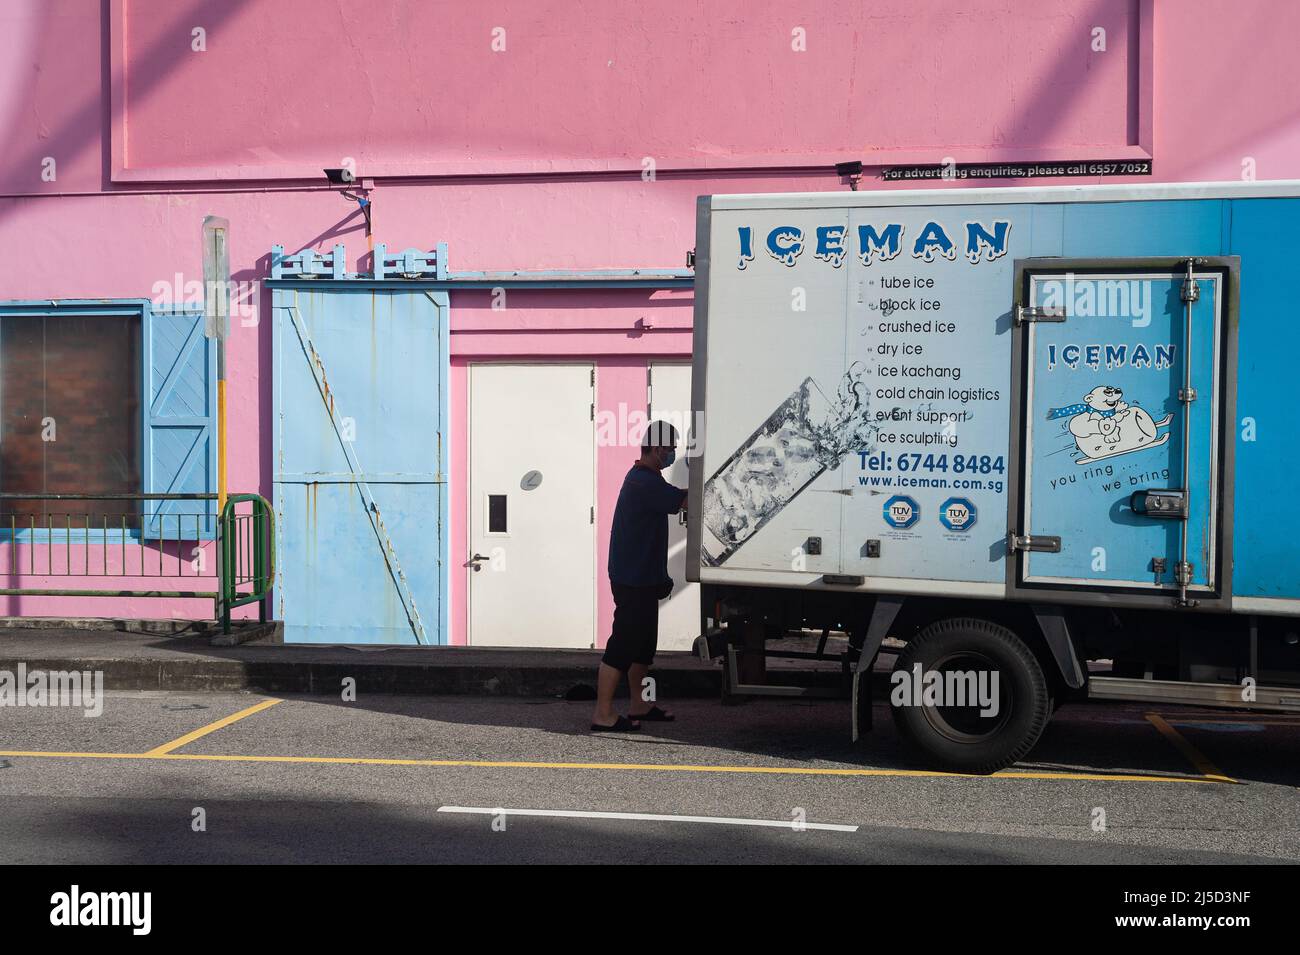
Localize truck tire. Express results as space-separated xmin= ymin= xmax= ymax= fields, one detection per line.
xmin=889 ymin=617 xmax=1050 ymax=774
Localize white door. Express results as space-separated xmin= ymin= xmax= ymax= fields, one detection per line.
xmin=648 ymin=361 xmax=701 ymax=651
xmin=469 ymin=363 xmax=596 ymax=647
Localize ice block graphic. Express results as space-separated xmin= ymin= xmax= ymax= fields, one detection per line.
xmin=701 ymin=363 xmax=873 ymax=566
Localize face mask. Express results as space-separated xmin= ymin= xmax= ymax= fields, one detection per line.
xmin=662 ymin=449 xmax=677 ymax=468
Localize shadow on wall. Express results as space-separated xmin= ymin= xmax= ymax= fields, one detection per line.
xmin=1 ymin=0 xmax=253 ymax=205
xmin=16 ymin=0 xmax=1300 ymax=219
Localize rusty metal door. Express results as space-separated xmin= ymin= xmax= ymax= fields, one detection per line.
xmin=272 ymin=287 xmax=447 ymax=644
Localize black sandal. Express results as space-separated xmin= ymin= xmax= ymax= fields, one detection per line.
xmin=590 ymin=715 xmax=641 ymax=733
xmin=628 ymin=705 xmax=675 ymax=722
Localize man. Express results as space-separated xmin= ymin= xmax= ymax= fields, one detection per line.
xmin=591 ymin=420 xmax=688 ymax=732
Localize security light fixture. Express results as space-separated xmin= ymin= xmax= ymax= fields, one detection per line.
xmin=323 ymin=167 xmax=355 ymax=185
xmin=836 ymin=160 xmax=864 ymax=191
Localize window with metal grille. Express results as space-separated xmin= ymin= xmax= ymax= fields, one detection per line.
xmin=0 ymin=311 xmax=142 ymax=528
xmin=0 ymin=301 xmax=217 ymax=540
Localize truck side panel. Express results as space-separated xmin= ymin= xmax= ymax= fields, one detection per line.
xmin=692 ymin=187 xmax=1299 ymax=612
xmin=1227 ymin=198 xmax=1295 ymax=602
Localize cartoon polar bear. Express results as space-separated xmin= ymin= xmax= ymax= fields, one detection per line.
xmin=1051 ymin=385 xmax=1174 ymax=464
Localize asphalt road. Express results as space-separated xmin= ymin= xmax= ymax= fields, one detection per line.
xmin=1 ymin=690 xmax=1297 ymax=863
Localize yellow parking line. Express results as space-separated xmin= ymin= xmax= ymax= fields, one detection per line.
xmin=144 ymin=698 xmax=282 ymax=756
xmin=1167 ymin=719 xmax=1300 ymax=727
xmin=0 ymin=748 xmax=1225 ymax=783
xmin=1145 ymin=713 xmax=1236 ymax=783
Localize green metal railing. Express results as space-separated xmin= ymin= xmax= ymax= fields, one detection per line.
xmin=218 ymin=493 xmax=275 ymax=633
xmin=0 ymin=491 xmax=274 ymax=633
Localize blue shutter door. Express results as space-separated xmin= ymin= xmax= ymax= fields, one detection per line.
xmin=143 ymin=306 xmax=217 ymax=539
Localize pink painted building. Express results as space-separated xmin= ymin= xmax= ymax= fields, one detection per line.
xmin=1 ymin=0 xmax=1297 ymax=646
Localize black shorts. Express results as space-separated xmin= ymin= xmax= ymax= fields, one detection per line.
xmin=601 ymin=583 xmax=662 ymax=671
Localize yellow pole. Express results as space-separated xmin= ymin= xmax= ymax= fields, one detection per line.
xmin=218 ymin=379 xmax=228 ymax=514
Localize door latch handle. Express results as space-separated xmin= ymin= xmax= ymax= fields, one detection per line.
xmin=1130 ymin=489 xmax=1188 ymax=519
xmin=468 ymin=552 xmax=490 ymax=572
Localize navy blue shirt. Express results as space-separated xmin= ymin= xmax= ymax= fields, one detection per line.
xmin=608 ymin=463 xmax=687 ymax=586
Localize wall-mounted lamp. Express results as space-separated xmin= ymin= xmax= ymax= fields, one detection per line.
xmin=835 ymin=160 xmax=864 ymax=191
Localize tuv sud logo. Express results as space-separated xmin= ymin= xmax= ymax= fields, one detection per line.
xmin=736 ymin=219 xmax=1011 ymax=269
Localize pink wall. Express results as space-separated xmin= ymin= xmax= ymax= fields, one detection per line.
xmin=2 ymin=0 xmax=1299 ymax=631
xmin=113 ymin=0 xmax=1141 ymax=180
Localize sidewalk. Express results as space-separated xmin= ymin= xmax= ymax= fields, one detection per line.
xmin=0 ymin=621 xmax=880 ymax=699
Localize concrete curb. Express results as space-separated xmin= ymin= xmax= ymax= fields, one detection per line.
xmin=0 ymin=627 xmax=890 ymax=699
xmin=208 ymin=622 xmax=284 ymax=647
xmin=0 ymin=617 xmax=215 ymax=635
xmin=1 ymin=654 xmax=734 ymax=697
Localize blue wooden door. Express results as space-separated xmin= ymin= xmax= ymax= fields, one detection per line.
xmin=272 ymin=287 xmax=447 ymax=643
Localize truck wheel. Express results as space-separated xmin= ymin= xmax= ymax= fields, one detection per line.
xmin=890 ymin=617 xmax=1050 ymax=774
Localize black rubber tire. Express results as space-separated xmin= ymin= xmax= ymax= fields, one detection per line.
xmin=890 ymin=617 xmax=1051 ymax=774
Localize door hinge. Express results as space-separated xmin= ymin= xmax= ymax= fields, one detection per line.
xmin=590 ymin=402 xmax=594 ymax=421
xmin=1015 ymin=305 xmax=1067 ymax=325
xmin=590 ymin=368 xmax=595 ymax=386
xmin=590 ymin=505 xmax=595 ymax=524
xmin=1008 ymin=532 xmax=1062 ymax=554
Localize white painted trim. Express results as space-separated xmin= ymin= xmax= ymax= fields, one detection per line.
xmin=1233 ymin=596 xmax=1300 ymax=617
xmin=709 ymin=179 xmax=1300 ymax=212
xmin=436 ymin=806 xmax=858 ymax=832
xmin=698 ymin=565 xmax=1005 ymax=598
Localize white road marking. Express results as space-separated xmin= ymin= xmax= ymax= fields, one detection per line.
xmin=437 ymin=805 xmax=858 ymax=832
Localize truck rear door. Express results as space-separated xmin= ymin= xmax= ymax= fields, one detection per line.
xmin=1008 ymin=258 xmax=1236 ymax=607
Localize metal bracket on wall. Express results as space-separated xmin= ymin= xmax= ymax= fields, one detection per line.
xmin=271 ymin=244 xmax=348 ymax=280
xmin=270 ymin=243 xmax=449 ymax=281
xmin=374 ymin=243 xmax=448 ymax=281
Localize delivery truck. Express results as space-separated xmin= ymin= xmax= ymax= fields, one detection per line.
xmin=684 ymin=180 xmax=1300 ymax=772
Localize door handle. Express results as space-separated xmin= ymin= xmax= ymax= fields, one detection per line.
xmin=1130 ymin=488 xmax=1188 ymax=519
xmin=468 ymin=552 xmax=490 ymax=572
